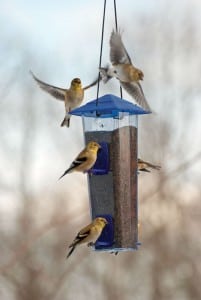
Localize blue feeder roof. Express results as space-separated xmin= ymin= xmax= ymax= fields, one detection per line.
xmin=70 ymin=94 xmax=150 ymax=118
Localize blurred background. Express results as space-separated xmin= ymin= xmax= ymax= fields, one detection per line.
xmin=0 ymin=0 xmax=201 ymax=299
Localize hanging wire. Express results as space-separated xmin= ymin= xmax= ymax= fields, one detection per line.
xmin=96 ymin=0 xmax=122 ymax=106
xmin=114 ymin=0 xmax=123 ymax=98
xmin=114 ymin=0 xmax=118 ymax=31
xmin=96 ymin=0 xmax=107 ymax=105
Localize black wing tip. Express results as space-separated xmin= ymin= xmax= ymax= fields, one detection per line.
xmin=140 ymin=168 xmax=151 ymax=173
xmin=58 ymin=167 xmax=71 ymax=180
xmin=58 ymin=172 xmax=66 ymax=180
xmin=66 ymin=246 xmax=75 ymax=259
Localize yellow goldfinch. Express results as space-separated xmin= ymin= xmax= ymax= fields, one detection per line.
xmin=30 ymin=71 xmax=98 ymax=127
xmin=66 ymin=217 xmax=108 ymax=259
xmin=59 ymin=141 xmax=101 ymax=179
xmin=138 ymin=158 xmax=161 ymax=173
xmin=100 ymin=30 xmax=151 ymax=111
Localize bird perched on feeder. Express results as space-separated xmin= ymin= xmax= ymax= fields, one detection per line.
xmin=59 ymin=141 xmax=101 ymax=179
xmin=30 ymin=71 xmax=98 ymax=127
xmin=99 ymin=30 xmax=151 ymax=112
xmin=66 ymin=217 xmax=108 ymax=259
xmin=138 ymin=158 xmax=161 ymax=173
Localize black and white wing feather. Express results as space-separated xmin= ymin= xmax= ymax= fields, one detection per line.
xmin=59 ymin=157 xmax=87 ymax=179
xmin=30 ymin=71 xmax=66 ymax=101
xmin=110 ymin=30 xmax=132 ymax=65
xmin=120 ymin=81 xmax=151 ymax=112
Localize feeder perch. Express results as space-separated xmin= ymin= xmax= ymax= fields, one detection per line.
xmin=70 ymin=94 xmax=150 ymax=253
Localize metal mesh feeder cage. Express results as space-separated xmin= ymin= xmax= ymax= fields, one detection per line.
xmin=70 ymin=94 xmax=149 ymax=253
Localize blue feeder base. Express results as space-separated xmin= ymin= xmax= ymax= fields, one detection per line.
xmin=93 ymin=245 xmax=141 ymax=253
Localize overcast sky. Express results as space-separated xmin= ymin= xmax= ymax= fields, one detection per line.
xmin=0 ymin=0 xmax=201 ymax=213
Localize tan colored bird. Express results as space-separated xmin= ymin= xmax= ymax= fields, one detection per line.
xmin=30 ymin=71 xmax=98 ymax=127
xmin=99 ymin=30 xmax=151 ymax=112
xmin=66 ymin=217 xmax=108 ymax=259
xmin=59 ymin=141 xmax=101 ymax=179
xmin=138 ymin=158 xmax=161 ymax=173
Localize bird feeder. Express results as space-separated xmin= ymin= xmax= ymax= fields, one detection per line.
xmin=70 ymin=94 xmax=149 ymax=253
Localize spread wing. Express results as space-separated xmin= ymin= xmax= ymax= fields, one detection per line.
xmin=110 ymin=30 xmax=132 ymax=65
xmin=120 ymin=81 xmax=151 ymax=112
xmin=83 ymin=77 xmax=100 ymax=90
xmin=30 ymin=71 xmax=66 ymax=101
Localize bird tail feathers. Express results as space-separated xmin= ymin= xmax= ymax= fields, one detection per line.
xmin=66 ymin=246 xmax=75 ymax=259
xmin=58 ymin=168 xmax=72 ymax=180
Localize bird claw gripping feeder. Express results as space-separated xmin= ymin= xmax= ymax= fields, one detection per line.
xmin=70 ymin=94 xmax=149 ymax=253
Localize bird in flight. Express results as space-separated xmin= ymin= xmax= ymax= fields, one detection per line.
xmin=100 ymin=30 xmax=151 ymax=112
xmin=31 ymin=71 xmax=98 ymax=127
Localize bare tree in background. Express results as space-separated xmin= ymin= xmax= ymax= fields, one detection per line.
xmin=0 ymin=2 xmax=201 ymax=300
